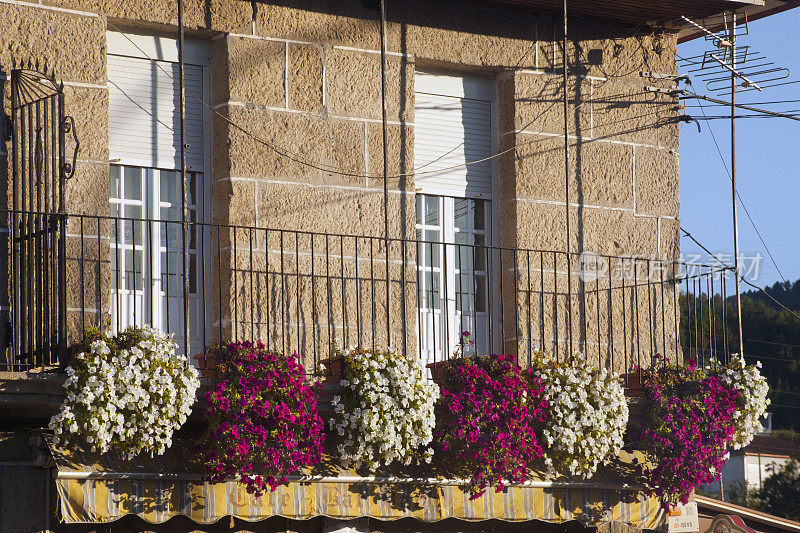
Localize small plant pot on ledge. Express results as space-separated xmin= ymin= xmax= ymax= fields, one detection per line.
xmin=426 ymin=358 xmax=463 ymax=385
xmin=193 ymin=352 xmax=217 ymax=380
xmin=318 ymin=354 xmax=345 ymax=384
xmin=621 ymin=372 xmax=645 ymax=397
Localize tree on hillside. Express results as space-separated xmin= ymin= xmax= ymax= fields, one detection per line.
xmin=751 ymin=457 xmax=800 ymax=521
xmin=680 ymin=282 xmax=800 ymax=428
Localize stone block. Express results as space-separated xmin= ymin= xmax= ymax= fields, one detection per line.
xmin=225 ymin=106 xmax=367 ymax=186
xmin=256 ymin=182 xmax=414 ymax=239
xmin=496 ymin=72 xmax=516 ymax=134
xmin=43 ymin=0 xmax=252 ymax=33
xmin=289 ymin=43 xmax=323 ymax=112
xmin=400 ymin=2 xmax=538 ymax=69
xmin=515 ymin=134 xmax=634 ymax=209
xmin=514 ymin=202 xmax=659 ymax=258
xmin=64 ymin=85 xmax=109 ymax=163
xmin=513 ymin=72 xmax=592 ymax=136
xmin=634 ymin=146 xmax=678 ymax=218
xmin=255 ymin=0 xmax=396 ymax=51
xmin=576 ymin=30 xmax=678 ymax=82
xmin=225 ymin=35 xmax=286 ymax=107
xmin=366 ymin=123 xmax=414 ymax=191
xmin=659 ymin=217 xmax=680 ymax=262
xmin=210 ymin=111 xmax=232 ymax=180
xmin=211 ymin=178 xmax=255 ymax=227
xmin=64 ymin=161 xmax=111 ymax=217
xmin=326 ymin=48 xmax=412 ymax=122
xmin=0 ymin=2 xmax=105 ymax=85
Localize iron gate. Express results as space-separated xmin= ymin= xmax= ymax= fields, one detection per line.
xmin=7 ymin=64 xmax=78 ymax=369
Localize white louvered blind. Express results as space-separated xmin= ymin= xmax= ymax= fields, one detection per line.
xmin=414 ymin=73 xmax=494 ymax=198
xmin=108 ymin=55 xmax=205 ymax=171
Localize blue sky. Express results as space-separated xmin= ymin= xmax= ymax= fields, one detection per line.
xmin=678 ymin=8 xmax=800 ymax=287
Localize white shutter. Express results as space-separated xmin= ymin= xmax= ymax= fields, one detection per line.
xmin=414 ymin=72 xmax=494 ymax=198
xmin=108 ymin=48 xmax=206 ymax=171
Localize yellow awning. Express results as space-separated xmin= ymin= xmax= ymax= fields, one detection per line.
xmin=49 ymin=440 xmax=665 ymax=528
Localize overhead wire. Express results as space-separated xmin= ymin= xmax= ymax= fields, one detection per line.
xmin=690 ymin=94 xmax=800 ymax=311
xmin=108 ymin=22 xmax=607 ymax=183
xmin=680 ymin=226 xmax=800 ymax=321
xmin=109 ymin=22 xmax=679 ymax=184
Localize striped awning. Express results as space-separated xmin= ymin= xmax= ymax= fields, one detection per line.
xmin=49 ymin=441 xmax=665 ymax=528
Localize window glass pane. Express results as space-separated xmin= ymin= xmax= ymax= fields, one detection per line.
xmin=457 ymin=273 xmax=473 ymax=313
xmin=454 ymin=198 xmax=470 ymax=230
xmin=160 ymin=207 xmax=181 ymax=249
xmin=110 ymin=250 xmax=117 ymax=289
xmin=475 ymin=200 xmax=486 ymax=230
xmin=162 ymin=251 xmax=182 ymax=294
xmin=427 ymin=272 xmax=439 ymax=308
xmin=109 ymin=166 xmax=120 ymax=199
xmin=415 ymin=195 xmax=422 ymax=225
xmin=189 ymin=210 xmax=198 ymax=249
xmin=125 ymin=250 xmax=143 ymax=291
xmin=109 ymin=205 xmax=119 ymax=242
xmin=160 ymin=171 xmax=179 ymax=205
xmin=474 ymin=234 xmax=486 ymax=271
xmin=123 ymin=167 xmax=142 ymax=200
xmin=189 ymin=254 xmax=197 ymax=294
xmin=124 ymin=205 xmax=142 ymax=245
xmin=458 ymin=243 xmax=472 ymax=271
xmin=425 ymin=231 xmax=439 ymax=267
xmin=475 ymin=276 xmax=487 ymax=313
xmin=190 ymin=173 xmax=198 ymax=206
xmin=424 ymin=196 xmax=438 ymax=226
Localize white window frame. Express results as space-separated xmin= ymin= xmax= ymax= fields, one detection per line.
xmin=107 ymin=31 xmax=212 ymax=356
xmin=416 ymin=195 xmax=492 ymax=363
xmin=413 ymin=70 xmax=500 ymax=363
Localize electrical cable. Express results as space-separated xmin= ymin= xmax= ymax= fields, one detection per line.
xmin=108 ymin=22 xmax=599 ymax=182
xmin=691 ymin=97 xmax=800 ymax=311
xmin=680 ymin=226 xmax=800 ymax=321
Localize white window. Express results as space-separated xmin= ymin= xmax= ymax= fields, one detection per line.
xmin=107 ymin=32 xmax=210 ymax=355
xmin=414 ymin=72 xmax=496 ymax=362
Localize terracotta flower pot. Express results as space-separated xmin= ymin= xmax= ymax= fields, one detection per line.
xmin=193 ymin=352 xmax=217 ymax=379
xmin=426 ymin=359 xmax=461 ymax=385
xmin=318 ymin=354 xmax=345 ymax=383
xmin=621 ymin=371 xmax=646 ymax=397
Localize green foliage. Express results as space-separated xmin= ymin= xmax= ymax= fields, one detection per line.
xmin=751 ymin=457 xmax=800 ymax=520
xmin=772 ymin=429 xmax=800 ymax=450
xmin=680 ymin=283 xmax=800 ymax=429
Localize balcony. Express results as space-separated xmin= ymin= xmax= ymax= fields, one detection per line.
xmin=1 ymin=209 xmax=732 ymax=385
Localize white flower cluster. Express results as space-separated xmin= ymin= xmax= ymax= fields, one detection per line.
xmin=720 ymin=354 xmax=770 ymax=450
xmin=330 ymin=347 xmax=439 ymax=470
xmin=536 ymin=353 xmax=629 ymax=478
xmin=49 ymin=326 xmax=200 ymax=457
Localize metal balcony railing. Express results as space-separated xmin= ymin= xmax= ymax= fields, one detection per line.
xmin=0 ymin=209 xmax=734 ymax=382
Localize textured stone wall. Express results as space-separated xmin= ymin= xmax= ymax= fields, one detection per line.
xmin=0 ymin=0 xmax=681 ymax=369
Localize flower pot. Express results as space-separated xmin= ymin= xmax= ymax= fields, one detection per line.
xmin=318 ymin=354 xmax=345 ymax=383
xmin=621 ymin=371 xmax=645 ymax=397
xmin=193 ymin=352 xmax=217 ymax=379
xmin=426 ymin=359 xmax=461 ymax=385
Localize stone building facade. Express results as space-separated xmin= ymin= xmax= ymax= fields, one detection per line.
xmin=0 ymin=0 xmax=701 ymax=530
xmin=2 ymin=0 xmax=683 ymax=374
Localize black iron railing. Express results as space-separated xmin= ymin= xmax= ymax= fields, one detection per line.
xmin=1 ymin=210 xmax=733 ymax=380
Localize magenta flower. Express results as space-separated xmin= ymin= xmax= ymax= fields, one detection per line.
xmin=634 ymin=357 xmax=740 ymax=509
xmin=434 ymin=354 xmax=548 ymax=499
xmin=197 ymin=342 xmax=325 ymax=497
